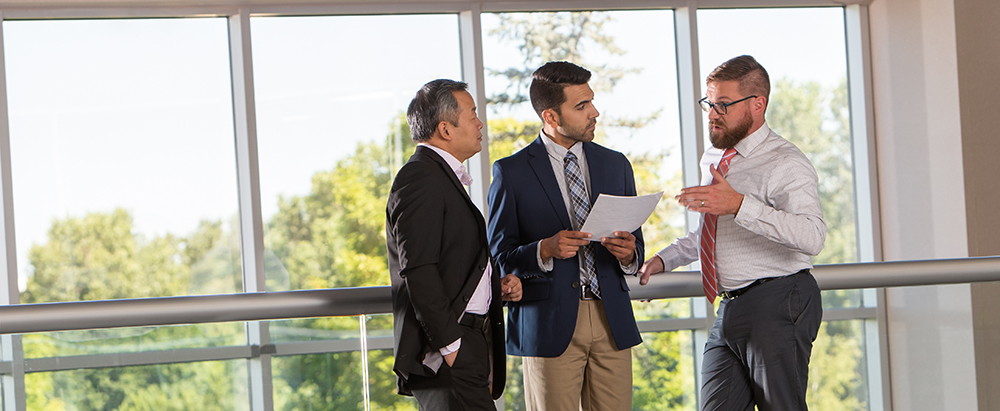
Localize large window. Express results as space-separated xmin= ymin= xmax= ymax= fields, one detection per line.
xmin=250 ymin=14 xmax=462 ymax=291
xmin=4 ymin=18 xmax=240 ymax=302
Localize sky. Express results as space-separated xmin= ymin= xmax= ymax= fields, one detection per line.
xmin=2 ymin=7 xmax=846 ymax=290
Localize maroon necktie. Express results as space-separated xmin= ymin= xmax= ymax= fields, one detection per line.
xmin=700 ymin=148 xmax=737 ymax=302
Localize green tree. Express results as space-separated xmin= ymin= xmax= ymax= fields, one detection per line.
xmin=21 ymin=210 xmax=245 ymax=410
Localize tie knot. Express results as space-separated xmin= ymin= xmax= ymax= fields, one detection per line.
xmin=456 ymin=165 xmax=473 ymax=186
xmin=722 ymin=148 xmax=737 ymax=160
xmin=564 ymin=151 xmax=578 ymax=165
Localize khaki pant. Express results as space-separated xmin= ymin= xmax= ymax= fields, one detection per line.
xmin=522 ymin=299 xmax=632 ymax=411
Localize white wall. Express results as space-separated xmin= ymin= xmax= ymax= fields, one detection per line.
xmin=868 ymin=0 xmax=978 ymax=409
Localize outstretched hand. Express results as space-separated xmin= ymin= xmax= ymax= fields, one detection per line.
xmin=676 ymin=164 xmax=744 ymax=215
xmin=638 ymin=255 xmax=665 ymax=286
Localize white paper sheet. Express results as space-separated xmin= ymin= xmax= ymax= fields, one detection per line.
xmin=580 ymin=191 xmax=663 ymax=241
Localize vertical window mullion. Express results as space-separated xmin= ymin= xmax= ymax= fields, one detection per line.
xmin=0 ymin=11 xmax=26 ymax=411
xmin=229 ymin=8 xmax=273 ymax=411
xmin=460 ymin=5 xmax=490 ymax=213
xmin=846 ymin=4 xmax=888 ymax=410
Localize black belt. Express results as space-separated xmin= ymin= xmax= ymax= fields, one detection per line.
xmin=580 ymin=284 xmax=600 ymax=300
xmin=459 ymin=312 xmax=489 ymax=332
xmin=719 ymin=269 xmax=810 ymax=300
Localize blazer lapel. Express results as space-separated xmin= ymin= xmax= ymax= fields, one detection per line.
xmin=583 ymin=142 xmax=604 ymax=204
xmin=527 ymin=137 xmax=573 ymax=230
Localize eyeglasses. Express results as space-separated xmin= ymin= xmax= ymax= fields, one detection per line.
xmin=698 ymin=95 xmax=757 ymax=115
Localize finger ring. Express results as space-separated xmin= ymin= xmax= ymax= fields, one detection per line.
xmin=701 ymin=200 xmax=705 ymax=207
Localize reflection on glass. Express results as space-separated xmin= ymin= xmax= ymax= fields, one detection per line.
xmin=251 ymin=15 xmax=462 ymax=291
xmin=482 ymin=10 xmax=685 ymax=252
xmin=4 ymin=18 xmax=241 ymax=303
xmin=22 ymin=323 xmax=245 ymax=360
xmin=25 ymin=360 xmax=248 ymax=409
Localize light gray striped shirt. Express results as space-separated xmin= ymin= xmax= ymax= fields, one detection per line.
xmin=655 ymin=122 xmax=826 ymax=290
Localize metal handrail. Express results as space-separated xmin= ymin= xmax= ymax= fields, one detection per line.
xmin=1 ymin=256 xmax=998 ymax=335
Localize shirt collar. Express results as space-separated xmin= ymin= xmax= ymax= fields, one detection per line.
xmin=733 ymin=121 xmax=771 ymax=158
xmin=540 ymin=130 xmax=584 ymax=161
xmin=418 ymin=143 xmax=465 ymax=176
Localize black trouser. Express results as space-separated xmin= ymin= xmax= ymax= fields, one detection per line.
xmin=408 ymin=317 xmax=495 ymax=411
xmin=701 ymin=270 xmax=822 ymax=411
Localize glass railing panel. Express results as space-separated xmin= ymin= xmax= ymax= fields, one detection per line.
xmin=24 ymin=360 xmax=248 ymax=410
xmin=808 ymin=319 xmax=868 ymax=409
xmin=272 ymin=352 xmax=365 ymax=410
xmin=22 ymin=323 xmax=245 ymax=359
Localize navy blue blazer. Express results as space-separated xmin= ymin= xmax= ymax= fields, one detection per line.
xmin=487 ymin=136 xmax=643 ymax=357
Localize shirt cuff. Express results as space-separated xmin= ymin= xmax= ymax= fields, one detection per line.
xmin=619 ymin=249 xmax=639 ymax=275
xmin=735 ymin=194 xmax=764 ymax=227
xmin=439 ymin=338 xmax=461 ymax=357
xmin=536 ymin=240 xmax=553 ymax=272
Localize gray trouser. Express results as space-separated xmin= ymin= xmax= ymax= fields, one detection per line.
xmin=701 ymin=270 xmax=822 ymax=411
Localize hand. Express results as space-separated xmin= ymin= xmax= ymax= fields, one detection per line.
xmin=539 ymin=230 xmax=592 ymax=260
xmin=501 ymin=273 xmax=522 ymax=301
xmin=600 ymin=231 xmax=636 ymax=265
xmin=676 ymin=164 xmax=744 ymax=215
xmin=638 ymin=255 xmax=665 ymax=286
xmin=444 ymin=350 xmax=458 ymax=367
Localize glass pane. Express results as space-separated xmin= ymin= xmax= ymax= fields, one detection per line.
xmin=251 ymin=15 xmax=462 ymax=290
xmin=25 ymin=360 xmax=248 ymax=409
xmin=482 ymin=10 xmax=685 ymax=252
xmin=22 ymin=323 xmax=245 ymax=359
xmin=696 ymin=7 xmax=861 ymax=308
xmin=633 ymin=331 xmax=698 ymax=410
xmin=4 ymin=18 xmax=240 ymax=302
xmin=273 ymin=352 xmax=365 ymax=410
xmin=368 ymin=348 xmax=417 ymax=410
xmin=808 ymin=320 xmax=868 ymax=409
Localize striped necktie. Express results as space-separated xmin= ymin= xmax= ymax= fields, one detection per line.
xmin=700 ymin=148 xmax=738 ymax=302
xmin=564 ymin=151 xmax=599 ymax=298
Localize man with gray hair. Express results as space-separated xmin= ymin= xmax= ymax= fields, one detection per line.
xmin=387 ymin=79 xmax=521 ymax=410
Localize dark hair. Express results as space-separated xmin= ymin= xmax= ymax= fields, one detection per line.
xmin=529 ymin=61 xmax=592 ymax=119
xmin=406 ymin=79 xmax=468 ymax=142
xmin=706 ymin=55 xmax=770 ymax=102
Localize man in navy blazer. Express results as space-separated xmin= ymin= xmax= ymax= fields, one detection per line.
xmin=487 ymin=62 xmax=643 ymax=410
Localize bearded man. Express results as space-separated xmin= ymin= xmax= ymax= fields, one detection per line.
xmin=639 ymin=55 xmax=827 ymax=411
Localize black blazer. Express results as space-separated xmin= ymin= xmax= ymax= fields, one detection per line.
xmin=487 ymin=137 xmax=643 ymax=357
xmin=385 ymin=145 xmax=505 ymax=398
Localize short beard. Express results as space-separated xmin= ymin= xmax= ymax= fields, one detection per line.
xmin=709 ymin=110 xmax=752 ymax=149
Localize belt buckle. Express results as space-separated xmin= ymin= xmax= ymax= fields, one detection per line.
xmin=581 ymin=284 xmax=596 ymax=300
